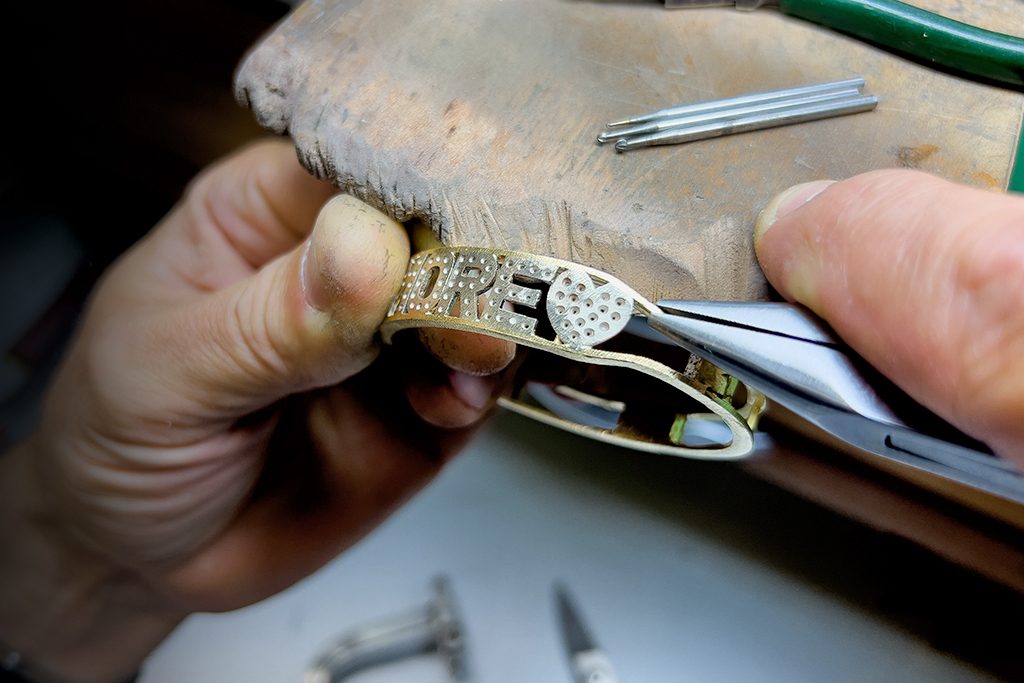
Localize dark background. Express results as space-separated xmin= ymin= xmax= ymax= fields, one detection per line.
xmin=0 ymin=0 xmax=289 ymax=446
xmin=1 ymin=3 xmax=1023 ymax=680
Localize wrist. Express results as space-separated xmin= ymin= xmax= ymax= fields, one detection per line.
xmin=0 ymin=439 xmax=183 ymax=683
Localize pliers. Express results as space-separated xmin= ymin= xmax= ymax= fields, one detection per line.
xmin=646 ymin=300 xmax=1024 ymax=505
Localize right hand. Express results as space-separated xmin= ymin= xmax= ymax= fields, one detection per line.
xmin=754 ymin=170 xmax=1024 ymax=466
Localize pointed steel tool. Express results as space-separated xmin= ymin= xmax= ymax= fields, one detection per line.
xmin=554 ymin=583 xmax=618 ymax=683
xmin=614 ymin=95 xmax=878 ymax=151
xmin=605 ymin=76 xmax=864 ymax=128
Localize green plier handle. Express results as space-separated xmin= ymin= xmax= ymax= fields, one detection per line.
xmin=667 ymin=0 xmax=1024 ymax=89
xmin=667 ymin=0 xmax=1024 ymax=191
xmin=782 ymin=0 xmax=1024 ymax=89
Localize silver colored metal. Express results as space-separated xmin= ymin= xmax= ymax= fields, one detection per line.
xmin=604 ymin=76 xmax=863 ymax=128
xmin=656 ymin=299 xmax=837 ymax=345
xmin=386 ymin=247 xmax=636 ymax=351
xmin=648 ymin=300 xmax=1024 ymax=504
xmin=614 ymin=95 xmax=878 ymax=151
xmin=555 ymin=583 xmax=618 ymax=683
xmin=306 ymin=576 xmax=467 ymax=683
xmin=546 ymin=268 xmax=634 ymax=346
xmin=596 ymin=88 xmax=861 ymax=144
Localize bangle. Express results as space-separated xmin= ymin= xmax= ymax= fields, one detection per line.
xmin=381 ymin=246 xmax=765 ymax=459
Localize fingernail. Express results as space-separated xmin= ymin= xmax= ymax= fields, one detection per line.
xmin=448 ymin=370 xmax=493 ymax=411
xmin=300 ymin=237 xmax=331 ymax=312
xmin=754 ymin=180 xmax=835 ymax=243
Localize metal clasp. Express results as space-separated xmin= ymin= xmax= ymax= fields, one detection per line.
xmin=306 ymin=576 xmax=467 ymax=682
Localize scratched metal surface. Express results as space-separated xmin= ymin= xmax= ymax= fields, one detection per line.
xmin=236 ymin=0 xmax=1024 ymax=302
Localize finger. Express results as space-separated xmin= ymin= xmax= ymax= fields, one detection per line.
xmin=157 ymin=139 xmax=336 ymax=292
xmin=162 ymin=195 xmax=411 ymax=418
xmin=396 ymin=339 xmax=504 ymax=428
xmin=407 ymin=219 xmax=516 ymax=375
xmin=754 ymin=170 xmax=1024 ymax=462
xmin=418 ymin=327 xmax=516 ymax=375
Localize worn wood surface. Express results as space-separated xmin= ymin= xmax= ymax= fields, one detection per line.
xmin=745 ymin=437 xmax=1024 ymax=593
xmin=236 ymin=0 xmax=1023 ymax=302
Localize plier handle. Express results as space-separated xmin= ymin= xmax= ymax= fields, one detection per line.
xmin=665 ymin=1 xmax=1024 ymax=90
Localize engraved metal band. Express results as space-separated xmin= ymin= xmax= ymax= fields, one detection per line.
xmin=381 ymin=247 xmax=765 ymax=459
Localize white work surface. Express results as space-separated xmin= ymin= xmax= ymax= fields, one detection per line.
xmin=142 ymin=412 xmax=994 ymax=682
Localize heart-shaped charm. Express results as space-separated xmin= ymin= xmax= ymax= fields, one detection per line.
xmin=546 ymin=268 xmax=633 ymax=349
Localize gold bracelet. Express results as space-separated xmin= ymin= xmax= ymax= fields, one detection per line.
xmin=381 ymin=247 xmax=765 ymax=460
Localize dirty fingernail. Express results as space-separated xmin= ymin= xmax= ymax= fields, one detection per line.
xmin=448 ymin=370 xmax=494 ymax=411
xmin=755 ymin=180 xmax=835 ymax=243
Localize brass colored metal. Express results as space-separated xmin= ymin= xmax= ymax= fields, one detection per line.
xmin=382 ymin=247 xmax=766 ymax=460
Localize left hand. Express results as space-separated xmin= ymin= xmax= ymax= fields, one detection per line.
xmin=0 ymin=140 xmax=514 ymax=683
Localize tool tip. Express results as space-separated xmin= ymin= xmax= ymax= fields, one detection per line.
xmin=595 ymin=132 xmax=616 ymax=144
xmin=605 ymin=118 xmax=636 ymax=128
xmin=613 ymin=139 xmax=631 ymax=152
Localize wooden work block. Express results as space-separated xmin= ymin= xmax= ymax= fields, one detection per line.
xmin=236 ymin=0 xmax=1023 ymax=303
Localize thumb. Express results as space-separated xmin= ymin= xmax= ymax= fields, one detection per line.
xmin=754 ymin=170 xmax=1024 ymax=464
xmin=169 ymin=194 xmax=410 ymax=415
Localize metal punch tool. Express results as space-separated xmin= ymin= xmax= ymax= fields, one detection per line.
xmin=662 ymin=1 xmax=1024 ymax=193
xmin=555 ymin=583 xmax=618 ymax=683
xmin=601 ymin=77 xmax=878 ymax=151
xmin=306 ymin=576 xmax=467 ymax=683
xmin=645 ymin=300 xmax=1024 ymax=504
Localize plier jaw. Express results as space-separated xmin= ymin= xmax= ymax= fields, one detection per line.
xmin=649 ymin=299 xmax=900 ymax=425
xmin=647 ymin=300 xmax=1024 ymax=504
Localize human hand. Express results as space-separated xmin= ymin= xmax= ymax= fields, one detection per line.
xmin=0 ymin=141 xmax=513 ymax=683
xmin=754 ymin=170 xmax=1024 ymax=466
